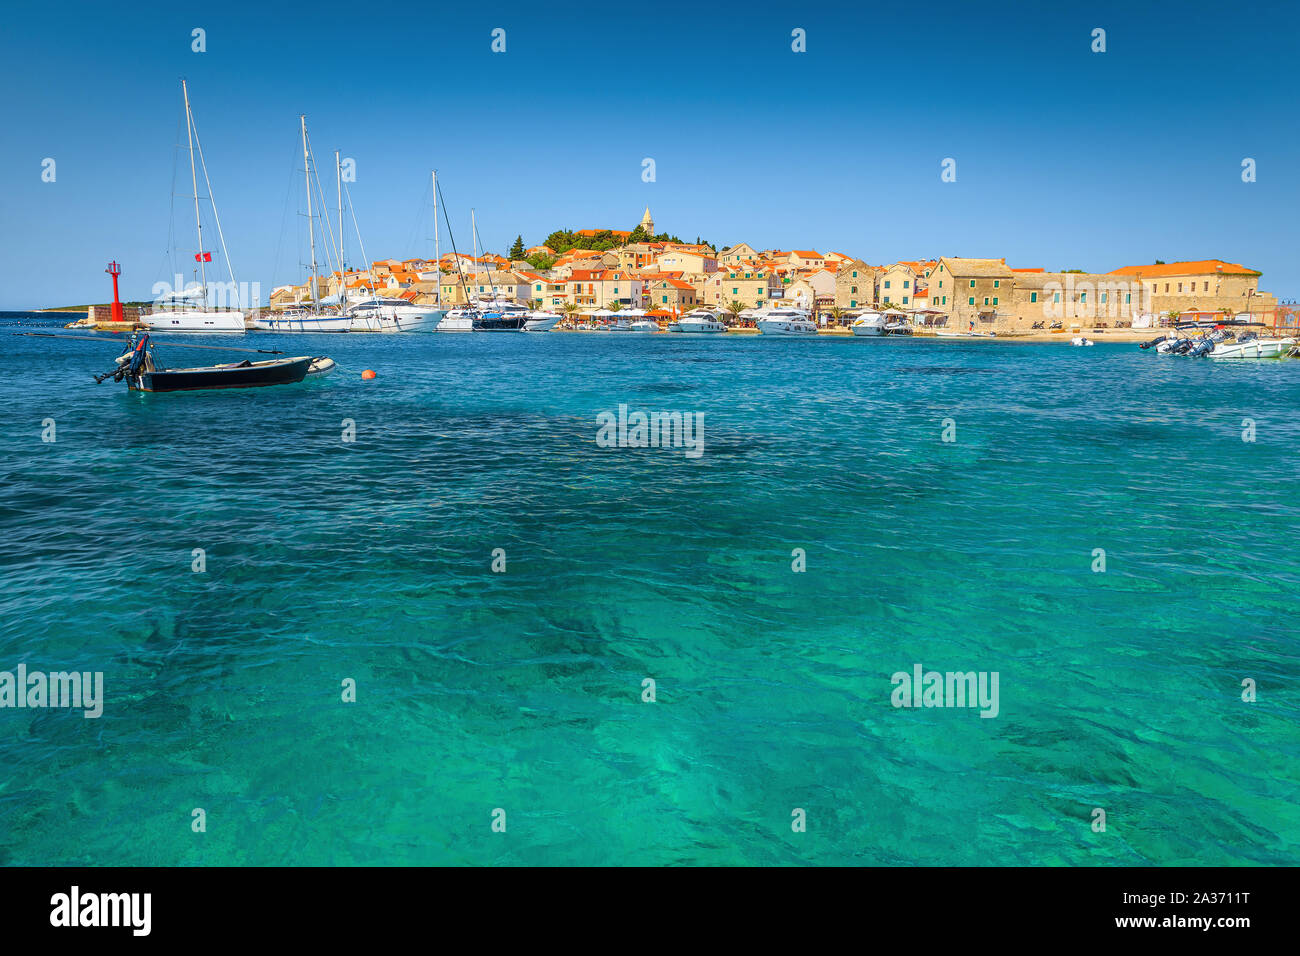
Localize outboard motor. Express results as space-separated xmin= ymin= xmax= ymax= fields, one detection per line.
xmin=95 ymin=333 xmax=151 ymax=384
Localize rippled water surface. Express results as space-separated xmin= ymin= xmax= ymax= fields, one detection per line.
xmin=1 ymin=316 xmax=1297 ymax=865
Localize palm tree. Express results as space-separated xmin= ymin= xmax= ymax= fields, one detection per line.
xmin=528 ymin=299 xmax=542 ymax=311
xmin=562 ymin=301 xmax=581 ymax=327
xmin=828 ymin=305 xmax=845 ymax=326
xmin=724 ymin=299 xmax=746 ymax=326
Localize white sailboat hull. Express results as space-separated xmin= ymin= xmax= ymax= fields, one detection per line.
xmin=348 ymin=309 xmax=444 ymax=333
xmin=435 ymin=314 xmax=474 ymax=333
xmin=252 ymin=314 xmax=352 ymax=333
xmin=143 ymin=310 xmax=246 ymax=333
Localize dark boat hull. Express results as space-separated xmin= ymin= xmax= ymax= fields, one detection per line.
xmin=472 ymin=315 xmax=527 ymax=331
xmin=131 ymin=356 xmax=313 ymax=392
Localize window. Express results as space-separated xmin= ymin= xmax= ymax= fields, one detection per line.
xmin=942 ymin=296 xmax=947 ymax=305
xmin=992 ymin=297 xmax=998 ymax=305
xmin=1080 ymin=293 xmax=1086 ymax=303
xmin=1101 ymin=293 xmax=1107 ymax=303
xmin=984 ymin=297 xmax=990 ymax=306
xmin=968 ymin=297 xmax=975 ymax=306
xmin=1165 ymin=283 xmax=1169 ymax=292
xmin=903 ymin=296 xmax=909 ymax=305
xmin=1054 ymin=292 xmax=1061 ymax=303
xmin=884 ymin=280 xmax=891 ymax=289
xmin=969 ymin=279 xmax=975 ymax=288
xmin=1125 ymin=293 xmax=1131 ymax=304
xmin=1030 ymin=292 xmax=1038 ymax=303
xmin=852 ymin=271 xmax=858 ymax=278
xmin=851 ymin=286 xmax=858 ymax=294
xmin=1177 ymin=283 xmax=1182 ymax=292
xmin=850 ymin=300 xmax=857 ymax=308
xmin=904 ymin=280 xmax=910 ymax=289
xmin=733 ymin=288 xmax=738 ymax=294
xmin=662 ymin=295 xmax=668 ymax=303
xmin=939 ymin=280 xmax=943 ymax=288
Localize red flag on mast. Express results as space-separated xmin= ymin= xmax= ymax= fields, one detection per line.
xmin=195 ymin=252 xmax=212 ymax=262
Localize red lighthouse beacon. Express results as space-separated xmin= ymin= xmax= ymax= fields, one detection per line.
xmin=105 ymin=260 xmax=124 ymax=325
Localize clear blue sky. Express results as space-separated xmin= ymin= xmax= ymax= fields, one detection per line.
xmin=2 ymin=0 xmax=1297 ymax=308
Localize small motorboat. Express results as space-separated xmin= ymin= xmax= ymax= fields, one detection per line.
xmin=1207 ymin=336 xmax=1297 ymax=359
xmin=95 ymin=333 xmax=320 ymax=392
xmin=756 ymin=308 xmax=818 ymax=336
xmin=851 ymin=312 xmax=886 ymax=336
xmin=1138 ymin=335 xmax=1167 ymax=350
xmin=1070 ymin=336 xmax=1094 ymax=347
xmin=668 ymin=310 xmax=727 ymax=333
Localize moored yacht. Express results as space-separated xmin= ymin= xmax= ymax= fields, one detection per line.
xmin=851 ymin=311 xmax=886 ymax=336
xmin=756 ymin=307 xmax=817 ymax=336
xmin=668 ymin=309 xmax=727 ymax=334
xmin=253 ymin=307 xmax=351 ymax=333
xmin=144 ymin=289 xmax=247 ymax=333
xmin=608 ymin=310 xmax=660 ymax=333
xmin=345 ymin=296 xmax=443 ymax=333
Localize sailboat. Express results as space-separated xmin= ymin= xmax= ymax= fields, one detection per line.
xmin=254 ymin=117 xmax=353 ymax=333
xmin=431 ymin=170 xmax=472 ymax=332
xmin=143 ymin=80 xmax=246 ymax=333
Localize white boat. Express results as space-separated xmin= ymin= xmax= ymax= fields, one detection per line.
xmin=608 ymin=310 xmax=659 ymax=333
xmin=668 ymin=309 xmax=727 ymax=334
xmin=253 ymin=308 xmax=351 ymax=333
xmin=757 ymin=307 xmax=817 ymax=336
xmin=851 ymin=311 xmax=886 ymax=336
xmin=345 ymin=296 xmax=444 ymax=333
xmin=436 ymin=313 xmax=474 ymax=333
xmin=145 ymin=290 xmax=247 ymax=333
xmin=1071 ymin=336 xmax=1094 ymax=347
xmin=1208 ymin=336 xmax=1296 ymax=359
xmin=524 ymin=311 xmax=561 ymax=332
xmin=146 ymin=81 xmax=247 ymax=334
xmin=256 ymin=121 xmax=357 ymax=334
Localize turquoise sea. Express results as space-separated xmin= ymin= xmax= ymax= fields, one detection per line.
xmin=0 ymin=313 xmax=1296 ymax=866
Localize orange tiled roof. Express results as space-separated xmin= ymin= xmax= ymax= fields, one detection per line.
xmin=1109 ymin=259 xmax=1260 ymax=278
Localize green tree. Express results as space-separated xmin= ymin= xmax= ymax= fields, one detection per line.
xmin=724 ymin=299 xmax=746 ymax=325
xmin=525 ymin=253 xmax=557 ymax=271
xmin=509 ymin=235 xmax=525 ymax=259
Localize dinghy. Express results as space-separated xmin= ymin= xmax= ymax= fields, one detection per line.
xmin=94 ymin=333 xmax=319 ymax=392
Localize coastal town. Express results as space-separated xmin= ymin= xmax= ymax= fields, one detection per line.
xmin=257 ymin=206 xmax=1286 ymax=336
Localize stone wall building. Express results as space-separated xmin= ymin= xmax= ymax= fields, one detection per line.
xmin=833 ymin=260 xmax=876 ymax=310
xmin=927 ymin=257 xmax=1015 ymax=331
xmin=1108 ymin=260 xmax=1275 ymax=322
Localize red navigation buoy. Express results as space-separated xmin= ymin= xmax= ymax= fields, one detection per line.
xmin=361 ymin=369 xmax=376 ymax=380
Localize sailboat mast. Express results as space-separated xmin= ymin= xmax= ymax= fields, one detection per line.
xmin=182 ymin=79 xmax=208 ymax=302
xmin=472 ymin=208 xmax=478 ymax=297
xmin=301 ymin=116 xmax=318 ymax=309
xmin=432 ymin=170 xmax=440 ymax=304
xmin=336 ymin=149 xmax=344 ymax=278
